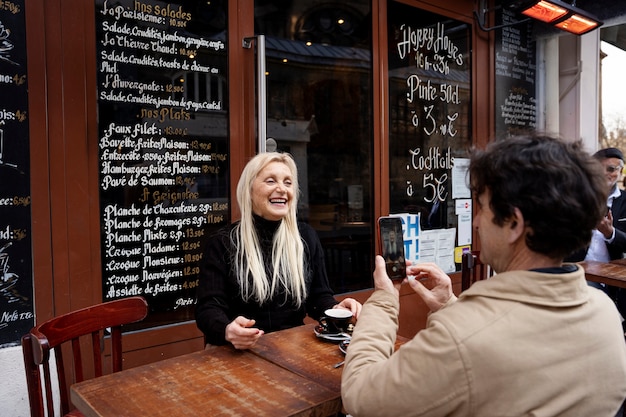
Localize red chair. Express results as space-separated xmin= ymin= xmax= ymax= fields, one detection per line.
xmin=21 ymin=296 xmax=148 ymax=417
xmin=461 ymin=251 xmax=490 ymax=291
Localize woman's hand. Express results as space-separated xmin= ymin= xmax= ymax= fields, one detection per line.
xmin=225 ymin=316 xmax=264 ymax=349
xmin=334 ymin=297 xmax=363 ymax=319
xmin=405 ymin=262 xmax=453 ymax=313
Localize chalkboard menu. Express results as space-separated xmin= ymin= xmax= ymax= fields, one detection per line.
xmin=495 ymin=8 xmax=537 ymax=138
xmin=387 ymin=2 xmax=471 ymax=271
xmin=95 ymin=0 xmax=229 ymax=327
xmin=0 ymin=0 xmax=34 ymax=346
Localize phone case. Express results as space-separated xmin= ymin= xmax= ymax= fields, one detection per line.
xmin=377 ymin=216 xmax=406 ymax=280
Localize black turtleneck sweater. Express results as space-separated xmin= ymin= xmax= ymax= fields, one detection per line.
xmin=195 ymin=216 xmax=338 ymax=345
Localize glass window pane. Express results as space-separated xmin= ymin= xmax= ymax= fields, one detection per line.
xmin=255 ymin=0 xmax=373 ymax=292
xmin=387 ymin=1 xmax=472 ymax=273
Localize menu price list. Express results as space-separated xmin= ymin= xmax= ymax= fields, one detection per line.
xmin=494 ymin=7 xmax=537 ymax=138
xmin=387 ymin=1 xmax=471 ymax=232
xmin=95 ymin=0 xmax=229 ymax=326
xmin=0 ymin=0 xmax=34 ymax=346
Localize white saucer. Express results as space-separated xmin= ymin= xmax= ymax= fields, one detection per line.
xmin=314 ymin=325 xmax=351 ymax=342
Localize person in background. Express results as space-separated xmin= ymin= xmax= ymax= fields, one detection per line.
xmin=384 ymin=228 xmax=403 ymax=263
xmin=579 ymin=147 xmax=626 ymax=263
xmin=195 ymin=152 xmax=361 ymax=349
xmin=568 ymin=148 xmax=626 ymax=322
xmin=341 ymin=135 xmax=626 ymax=417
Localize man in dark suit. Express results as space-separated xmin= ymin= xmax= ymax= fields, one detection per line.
xmin=588 ymin=148 xmax=626 ymax=262
xmin=567 ymin=148 xmax=626 ymax=263
xmin=577 ymin=148 xmax=626 ymax=325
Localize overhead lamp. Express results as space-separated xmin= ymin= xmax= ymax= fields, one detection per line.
xmin=517 ymin=0 xmax=602 ymax=35
xmin=475 ymin=0 xmax=602 ymax=35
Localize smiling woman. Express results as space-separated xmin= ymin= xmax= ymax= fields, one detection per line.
xmin=251 ymin=161 xmax=294 ymax=221
xmin=195 ymin=152 xmax=362 ymax=349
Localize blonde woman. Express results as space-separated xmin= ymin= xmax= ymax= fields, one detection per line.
xmin=196 ymin=152 xmax=361 ymax=349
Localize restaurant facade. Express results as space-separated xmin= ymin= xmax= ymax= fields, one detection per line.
xmin=1 ymin=0 xmax=624 ymax=414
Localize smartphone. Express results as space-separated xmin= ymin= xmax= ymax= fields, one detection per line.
xmin=377 ymin=216 xmax=406 ymax=280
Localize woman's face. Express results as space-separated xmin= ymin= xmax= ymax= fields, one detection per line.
xmin=251 ymin=161 xmax=294 ymax=221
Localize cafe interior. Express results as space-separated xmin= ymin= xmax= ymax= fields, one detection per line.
xmin=2 ymin=0 xmax=626 ymax=415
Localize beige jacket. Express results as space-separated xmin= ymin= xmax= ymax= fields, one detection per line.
xmin=342 ymin=265 xmax=626 ymax=417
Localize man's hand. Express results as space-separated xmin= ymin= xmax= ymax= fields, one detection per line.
xmin=225 ymin=316 xmax=264 ymax=349
xmin=405 ymin=262 xmax=453 ymax=313
xmin=598 ymin=209 xmax=614 ymax=239
xmin=373 ymin=255 xmax=402 ymax=296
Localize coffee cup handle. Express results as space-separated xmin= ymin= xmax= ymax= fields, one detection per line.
xmin=320 ymin=316 xmax=340 ymax=333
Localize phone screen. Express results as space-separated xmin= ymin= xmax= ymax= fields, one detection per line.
xmin=378 ymin=216 xmax=406 ymax=280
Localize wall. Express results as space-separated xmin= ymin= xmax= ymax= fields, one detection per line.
xmin=0 ymin=346 xmax=30 ymax=417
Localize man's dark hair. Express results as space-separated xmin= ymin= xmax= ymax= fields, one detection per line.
xmin=469 ymin=135 xmax=607 ymax=259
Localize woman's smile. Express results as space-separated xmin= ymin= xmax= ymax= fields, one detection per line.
xmin=251 ymin=162 xmax=294 ymax=220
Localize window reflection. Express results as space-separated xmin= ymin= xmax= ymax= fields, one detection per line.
xmin=255 ymin=0 xmax=373 ymax=292
xmin=171 ymin=71 xmax=227 ymax=105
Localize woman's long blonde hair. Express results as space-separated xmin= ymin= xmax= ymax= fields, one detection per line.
xmin=231 ymin=152 xmax=307 ymax=306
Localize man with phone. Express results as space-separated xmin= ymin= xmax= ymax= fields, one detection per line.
xmin=341 ymin=135 xmax=626 ymax=417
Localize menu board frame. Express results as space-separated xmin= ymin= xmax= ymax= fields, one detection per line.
xmin=0 ymin=0 xmax=35 ymax=347
xmin=94 ymin=0 xmax=230 ymax=328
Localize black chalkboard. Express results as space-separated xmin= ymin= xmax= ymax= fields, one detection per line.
xmin=95 ymin=0 xmax=230 ymax=327
xmin=494 ymin=8 xmax=537 ymax=138
xmin=0 ymin=0 xmax=35 ymax=347
xmin=387 ymin=1 xmax=472 ymax=272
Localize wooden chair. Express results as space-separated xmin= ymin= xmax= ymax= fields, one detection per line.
xmin=21 ymin=296 xmax=149 ymax=417
xmin=461 ymin=251 xmax=490 ymax=291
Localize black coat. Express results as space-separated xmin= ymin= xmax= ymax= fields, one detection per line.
xmin=607 ymin=190 xmax=626 ymax=260
xmin=195 ymin=216 xmax=337 ymax=345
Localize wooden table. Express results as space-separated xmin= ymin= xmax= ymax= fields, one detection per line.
xmin=249 ymin=323 xmax=348 ymax=393
xmin=71 ymin=323 xmax=409 ymax=417
xmin=581 ymin=260 xmax=626 ymax=288
xmin=250 ymin=323 xmax=408 ymax=393
xmin=71 ymin=336 xmax=341 ymax=417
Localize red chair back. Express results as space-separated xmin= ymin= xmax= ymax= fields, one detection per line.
xmin=21 ymin=296 xmax=148 ymax=417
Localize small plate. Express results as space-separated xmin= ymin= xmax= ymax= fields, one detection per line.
xmin=314 ymin=325 xmax=351 ymax=342
xmin=339 ymin=340 xmax=349 ymax=355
